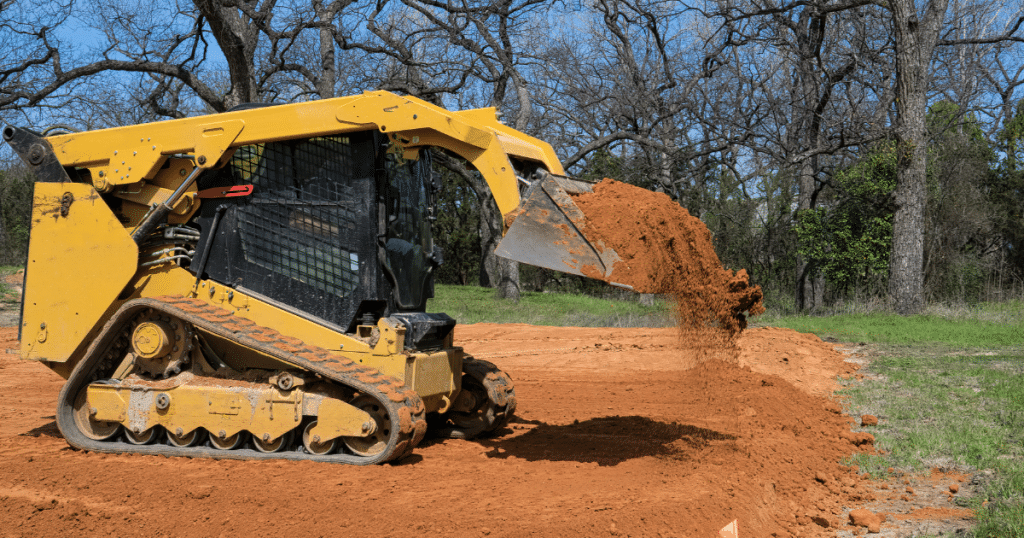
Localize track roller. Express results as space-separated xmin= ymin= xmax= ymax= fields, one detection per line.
xmin=302 ymin=421 xmax=336 ymax=455
xmin=209 ymin=431 xmax=246 ymax=450
xmin=167 ymin=428 xmax=205 ymax=448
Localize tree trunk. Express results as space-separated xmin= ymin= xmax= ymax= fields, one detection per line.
xmin=477 ymin=187 xmax=520 ymax=301
xmin=789 ymin=8 xmax=827 ymax=313
xmin=194 ymin=0 xmax=260 ymax=109
xmin=889 ymin=0 xmax=948 ymax=315
xmin=316 ymin=20 xmax=337 ymax=99
xmin=0 ymin=198 xmax=8 ymax=266
xmin=795 ymin=158 xmax=824 ymax=312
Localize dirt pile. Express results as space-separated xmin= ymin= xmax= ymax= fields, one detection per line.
xmin=574 ymin=179 xmax=764 ymax=347
xmin=736 ymin=327 xmax=860 ymax=397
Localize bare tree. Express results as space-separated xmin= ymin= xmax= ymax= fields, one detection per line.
xmin=886 ymin=0 xmax=1024 ymax=313
xmin=329 ymin=0 xmax=554 ymax=300
xmin=695 ymin=0 xmax=1024 ymax=313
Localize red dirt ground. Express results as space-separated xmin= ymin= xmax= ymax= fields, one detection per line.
xmin=1 ymin=320 xmax=933 ymax=538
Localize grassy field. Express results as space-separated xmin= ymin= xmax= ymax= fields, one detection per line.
xmin=0 ymin=266 xmax=21 ymax=304
xmin=428 ymin=284 xmax=675 ymax=327
xmin=807 ymin=309 xmax=1024 ymax=538
xmin=839 ymin=350 xmax=1024 ymax=537
xmin=757 ymin=305 xmax=1024 ymax=347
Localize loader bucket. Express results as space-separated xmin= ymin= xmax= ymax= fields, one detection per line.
xmin=495 ymin=174 xmax=630 ymax=288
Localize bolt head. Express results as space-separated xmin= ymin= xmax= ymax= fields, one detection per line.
xmin=27 ymin=144 xmax=45 ymax=165
xmin=155 ymin=393 xmax=171 ymax=410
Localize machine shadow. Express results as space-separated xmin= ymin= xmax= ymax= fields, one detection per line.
xmin=475 ymin=415 xmax=735 ymax=466
xmin=21 ymin=418 xmax=61 ymax=439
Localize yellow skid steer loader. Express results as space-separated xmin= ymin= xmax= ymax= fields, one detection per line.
xmin=3 ymin=91 xmax=624 ymax=463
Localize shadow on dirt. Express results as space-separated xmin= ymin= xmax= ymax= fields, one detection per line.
xmin=476 ymin=415 xmax=735 ymax=466
xmin=21 ymin=419 xmax=61 ymax=439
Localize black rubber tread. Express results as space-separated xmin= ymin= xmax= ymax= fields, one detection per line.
xmin=464 ymin=358 xmax=517 ymax=431
xmin=436 ymin=357 xmax=517 ymax=439
xmin=55 ymin=296 xmax=427 ymax=465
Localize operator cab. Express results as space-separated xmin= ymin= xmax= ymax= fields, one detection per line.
xmin=189 ymin=131 xmax=452 ymax=349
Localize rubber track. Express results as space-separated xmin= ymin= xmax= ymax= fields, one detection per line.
xmin=437 ymin=358 xmax=517 ymax=439
xmin=466 ymin=358 xmax=517 ymax=431
xmin=55 ymin=296 xmax=428 ymax=465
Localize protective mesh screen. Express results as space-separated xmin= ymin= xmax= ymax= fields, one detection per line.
xmin=230 ymin=137 xmax=365 ymax=298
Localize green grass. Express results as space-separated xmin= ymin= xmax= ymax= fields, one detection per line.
xmin=838 ymin=351 xmax=1024 ymax=537
xmin=759 ymin=307 xmax=1024 ymax=348
xmin=765 ymin=305 xmax=1024 ymax=538
xmin=0 ymin=266 xmax=20 ymax=304
xmin=762 ymin=301 xmax=1024 ymax=536
xmin=428 ymin=284 xmax=674 ymax=327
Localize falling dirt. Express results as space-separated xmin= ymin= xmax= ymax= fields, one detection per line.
xmin=0 ymin=318 xmax=975 ymax=538
xmin=574 ymin=178 xmax=764 ymax=344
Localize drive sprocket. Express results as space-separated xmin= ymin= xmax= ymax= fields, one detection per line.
xmin=128 ymin=308 xmax=193 ymax=378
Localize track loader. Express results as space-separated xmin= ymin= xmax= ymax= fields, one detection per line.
xmin=3 ymin=91 xmax=626 ymax=464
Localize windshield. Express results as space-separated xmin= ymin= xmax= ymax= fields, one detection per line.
xmin=382 ymin=149 xmax=435 ymax=310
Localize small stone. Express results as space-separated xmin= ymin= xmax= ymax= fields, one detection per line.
xmin=949 ymin=483 xmax=960 ymax=494
xmin=32 ymin=499 xmax=58 ymax=512
xmin=861 ymin=414 xmax=878 ymax=426
xmin=906 ymin=486 xmax=914 ymax=495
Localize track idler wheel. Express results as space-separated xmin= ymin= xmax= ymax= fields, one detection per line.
xmin=341 ymin=395 xmax=391 ymax=457
xmin=125 ymin=427 xmax=160 ymax=445
xmin=209 ymin=430 xmax=246 ymax=450
xmin=254 ymin=431 xmax=294 ymax=453
xmin=72 ymin=388 xmax=120 ymax=441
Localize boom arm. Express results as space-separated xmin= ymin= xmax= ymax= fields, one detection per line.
xmin=9 ymin=90 xmax=623 ymax=292
xmin=40 ymin=91 xmax=564 ymax=219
